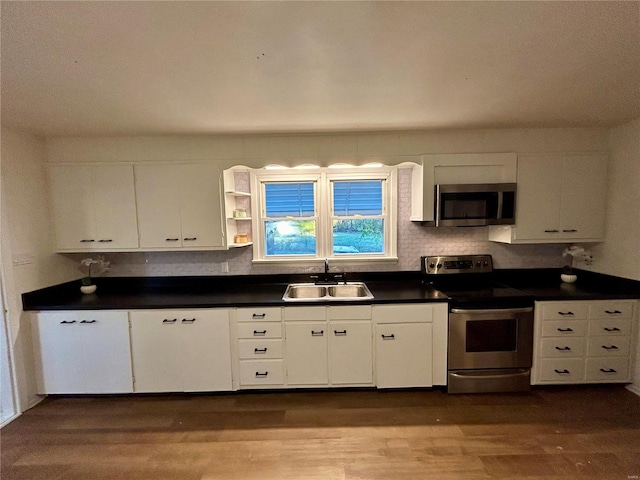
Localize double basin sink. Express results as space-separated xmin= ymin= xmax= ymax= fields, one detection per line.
xmin=283 ymin=282 xmax=374 ymax=302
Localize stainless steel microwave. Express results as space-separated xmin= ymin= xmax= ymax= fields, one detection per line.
xmin=435 ymin=183 xmax=517 ymax=227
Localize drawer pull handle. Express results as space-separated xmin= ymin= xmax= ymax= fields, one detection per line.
xmin=255 ymin=372 xmax=269 ymax=377
xmin=557 ymin=328 xmax=574 ymax=332
xmin=60 ymin=320 xmax=77 ymax=324
xmin=182 ymin=318 xmax=196 ymax=323
xmin=544 ymin=229 xmax=559 ymax=233
xmin=602 ymin=345 xmax=619 ymax=350
xmin=254 ymin=348 xmax=268 ymax=354
xmin=163 ymin=318 xmax=177 ymax=323
xmin=334 ymin=330 xmax=347 ymax=336
xmin=558 ymin=312 xmax=574 ymax=316
xmin=604 ymin=327 xmax=621 ymax=332
xmin=98 ymin=239 xmax=113 ymax=243
xmin=253 ymin=330 xmax=267 ymax=336
xmin=605 ymin=310 xmax=622 ymax=315
xmin=311 ymin=330 xmax=324 ymax=336
xmin=183 ymin=237 xmax=197 ymax=241
xmin=381 ymin=334 xmax=395 ymax=340
xmin=554 ymin=369 xmax=571 ymax=375
xmin=80 ymin=239 xmax=95 ymax=243
xmin=555 ymin=346 xmax=571 ymax=351
xmin=80 ymin=320 xmax=97 ymax=324
xmin=252 ymin=313 xmax=266 ymax=319
xmin=562 ymin=229 xmax=578 ymax=233
xmin=165 ymin=238 xmax=180 ymax=242
xmin=599 ymin=368 xmax=617 ymax=373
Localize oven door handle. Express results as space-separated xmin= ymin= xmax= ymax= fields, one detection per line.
xmin=450 ymin=307 xmax=533 ymax=314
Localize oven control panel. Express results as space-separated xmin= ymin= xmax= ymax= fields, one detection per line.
xmin=422 ymin=255 xmax=493 ymax=275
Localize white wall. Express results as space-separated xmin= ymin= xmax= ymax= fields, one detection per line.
xmin=1 ymin=128 xmax=78 ymax=411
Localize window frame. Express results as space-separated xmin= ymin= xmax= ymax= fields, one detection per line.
xmin=250 ymin=167 xmax=397 ymax=264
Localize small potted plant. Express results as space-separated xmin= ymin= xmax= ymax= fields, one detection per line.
xmin=561 ymin=245 xmax=592 ymax=283
xmin=79 ymin=256 xmax=110 ymax=294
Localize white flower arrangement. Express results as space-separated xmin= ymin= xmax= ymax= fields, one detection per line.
xmin=562 ymin=245 xmax=593 ymax=274
xmin=79 ymin=256 xmax=111 ymax=286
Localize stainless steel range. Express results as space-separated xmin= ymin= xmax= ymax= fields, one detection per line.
xmin=422 ymin=255 xmax=534 ymax=394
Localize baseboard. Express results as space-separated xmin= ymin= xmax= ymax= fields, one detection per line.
xmin=626 ymin=383 xmax=640 ymax=396
xmin=0 ymin=412 xmax=20 ymax=428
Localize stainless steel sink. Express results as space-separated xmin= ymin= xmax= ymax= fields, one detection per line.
xmin=283 ymin=282 xmax=374 ymax=302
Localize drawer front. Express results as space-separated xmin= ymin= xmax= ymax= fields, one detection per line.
xmin=589 ymin=302 xmax=634 ymax=320
xmin=239 ymin=360 xmax=285 ymax=386
xmin=237 ymin=308 xmax=282 ymax=322
xmin=373 ymin=304 xmax=434 ymax=324
xmin=539 ymin=337 xmax=586 ymax=358
xmin=283 ymin=306 xmax=326 ymax=321
xmin=238 ymin=339 xmax=283 ymax=359
xmin=540 ymin=303 xmax=589 ymax=320
xmin=588 ymin=318 xmax=632 ymax=336
xmin=541 ymin=320 xmax=587 ymax=337
xmin=586 ymin=336 xmax=631 ymax=357
xmin=328 ymin=305 xmax=371 ymax=320
xmin=585 ymin=357 xmax=630 ymax=382
xmin=539 ymin=358 xmax=585 ymax=383
xmin=237 ymin=322 xmax=283 ymax=339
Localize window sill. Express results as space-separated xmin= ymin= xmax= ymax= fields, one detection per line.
xmin=252 ymin=256 xmax=399 ymax=266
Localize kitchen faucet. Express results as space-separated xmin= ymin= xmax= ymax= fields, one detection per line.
xmin=311 ymin=258 xmax=346 ymax=285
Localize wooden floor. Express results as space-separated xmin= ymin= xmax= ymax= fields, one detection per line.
xmin=2 ymin=386 xmax=640 ymax=480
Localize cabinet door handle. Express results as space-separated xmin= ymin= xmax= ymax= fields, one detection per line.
xmin=544 ymin=230 xmax=559 ymax=233
xmin=80 ymin=239 xmax=95 ymax=243
xmin=252 ymin=313 xmax=266 ymax=319
xmin=334 ymin=330 xmax=347 ymax=336
xmin=381 ymin=334 xmax=395 ymax=340
xmin=163 ymin=318 xmax=177 ymax=323
xmin=60 ymin=320 xmax=77 ymax=324
xmin=165 ymin=238 xmax=180 ymax=242
xmin=311 ymin=330 xmax=324 ymax=336
xmin=604 ymin=327 xmax=621 ymax=332
xmin=181 ymin=318 xmax=196 ymax=323
xmin=98 ymin=239 xmax=113 ymax=243
xmin=183 ymin=237 xmax=197 ymax=241
xmin=554 ymin=369 xmax=571 ymax=375
xmin=601 ymin=345 xmax=619 ymax=350
xmin=558 ymin=312 xmax=574 ymax=316
xmin=255 ymin=372 xmax=269 ymax=377
xmin=557 ymin=327 xmax=574 ymax=332
xmin=555 ymin=346 xmax=571 ymax=351
xmin=80 ymin=320 xmax=97 ymax=324
xmin=562 ymin=229 xmax=578 ymax=233
xmin=600 ymin=368 xmax=617 ymax=374
xmin=605 ymin=310 xmax=622 ymax=315
xmin=253 ymin=330 xmax=267 ymax=336
xmin=254 ymin=348 xmax=268 ymax=354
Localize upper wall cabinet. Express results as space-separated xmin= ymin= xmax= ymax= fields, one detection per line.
xmin=489 ymin=154 xmax=608 ymax=244
xmin=135 ymin=163 xmax=225 ymax=250
xmin=49 ymin=165 xmax=139 ymax=252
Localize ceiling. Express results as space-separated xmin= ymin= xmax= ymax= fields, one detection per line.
xmin=1 ymin=1 xmax=639 ymax=137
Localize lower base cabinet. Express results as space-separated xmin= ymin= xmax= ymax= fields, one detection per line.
xmin=31 ymin=311 xmax=133 ymax=394
xmin=130 ymin=309 xmax=232 ymax=392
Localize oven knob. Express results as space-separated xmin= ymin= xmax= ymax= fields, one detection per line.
xmin=476 ymin=261 xmax=481 ymax=267
xmin=429 ymin=263 xmax=435 ymax=269
xmin=437 ymin=263 xmax=443 ymax=269
xmin=483 ymin=261 xmax=489 ymax=266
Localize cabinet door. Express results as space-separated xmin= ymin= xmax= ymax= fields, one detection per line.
xmin=130 ymin=311 xmax=183 ymax=392
xmin=376 ymin=323 xmax=433 ymax=388
xmin=78 ymin=311 xmax=133 ymax=393
xmin=49 ymin=166 xmax=96 ymax=250
xmin=560 ymin=155 xmax=607 ymax=240
xmin=179 ymin=164 xmax=224 ymax=248
xmin=90 ymin=165 xmax=139 ymax=249
xmin=514 ymin=156 xmax=562 ymax=241
xmin=329 ymin=321 xmax=372 ymax=385
xmin=179 ymin=310 xmax=232 ymax=392
xmin=135 ymin=165 xmax=182 ymax=248
xmin=285 ymin=322 xmax=328 ymax=385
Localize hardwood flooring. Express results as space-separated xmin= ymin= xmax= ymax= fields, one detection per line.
xmin=2 ymin=386 xmax=640 ymax=479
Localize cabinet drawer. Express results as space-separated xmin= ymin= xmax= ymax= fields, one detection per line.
xmin=585 ymin=357 xmax=630 ymax=382
xmin=239 ymin=360 xmax=284 ymax=386
xmin=237 ymin=322 xmax=282 ymax=339
xmin=328 ymin=305 xmax=371 ymax=320
xmin=586 ymin=336 xmax=631 ymax=357
xmin=238 ymin=339 xmax=283 ymax=359
xmin=541 ymin=320 xmax=587 ymax=337
xmin=237 ymin=308 xmax=282 ymax=322
xmin=538 ymin=358 xmax=585 ymax=382
xmin=589 ymin=302 xmax=633 ymax=319
xmin=283 ymin=306 xmax=326 ymax=321
xmin=588 ymin=318 xmax=632 ymax=336
xmin=539 ymin=337 xmax=585 ymax=358
xmin=373 ymin=304 xmax=434 ymax=324
xmin=540 ymin=303 xmax=589 ymax=320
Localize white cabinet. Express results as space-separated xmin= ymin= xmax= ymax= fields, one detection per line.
xmin=49 ymin=165 xmax=139 ymax=251
xmin=284 ymin=306 xmax=328 ymax=386
xmin=373 ymin=303 xmax=448 ymax=388
xmin=31 ymin=311 xmax=133 ymax=394
xmin=489 ymin=154 xmax=607 ymax=244
xmin=532 ymin=300 xmax=637 ymax=384
xmin=130 ymin=309 xmax=232 ymax=392
xmin=135 ymin=164 xmax=225 ymax=249
xmin=328 ymin=306 xmax=372 ymax=385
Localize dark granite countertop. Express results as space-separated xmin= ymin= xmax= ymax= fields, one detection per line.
xmin=21 ymin=269 xmax=640 ymax=312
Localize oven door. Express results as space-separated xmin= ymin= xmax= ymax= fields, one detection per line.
xmin=448 ymin=307 xmax=534 ymax=370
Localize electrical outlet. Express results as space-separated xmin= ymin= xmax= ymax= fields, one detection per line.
xmin=221 ymin=262 xmax=229 ymax=273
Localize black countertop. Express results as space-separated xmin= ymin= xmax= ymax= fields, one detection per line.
xmin=21 ymin=269 xmax=640 ymax=312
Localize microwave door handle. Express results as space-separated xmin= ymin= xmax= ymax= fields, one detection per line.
xmin=496 ymin=191 xmax=503 ymax=220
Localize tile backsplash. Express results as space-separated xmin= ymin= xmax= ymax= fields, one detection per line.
xmin=73 ymin=168 xmax=566 ymax=277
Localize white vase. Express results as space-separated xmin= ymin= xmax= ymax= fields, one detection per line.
xmin=560 ymin=274 xmax=577 ymax=284
xmin=80 ymin=284 xmax=97 ymax=294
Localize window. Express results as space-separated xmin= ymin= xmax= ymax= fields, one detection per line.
xmin=251 ymin=167 xmax=397 ymax=262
